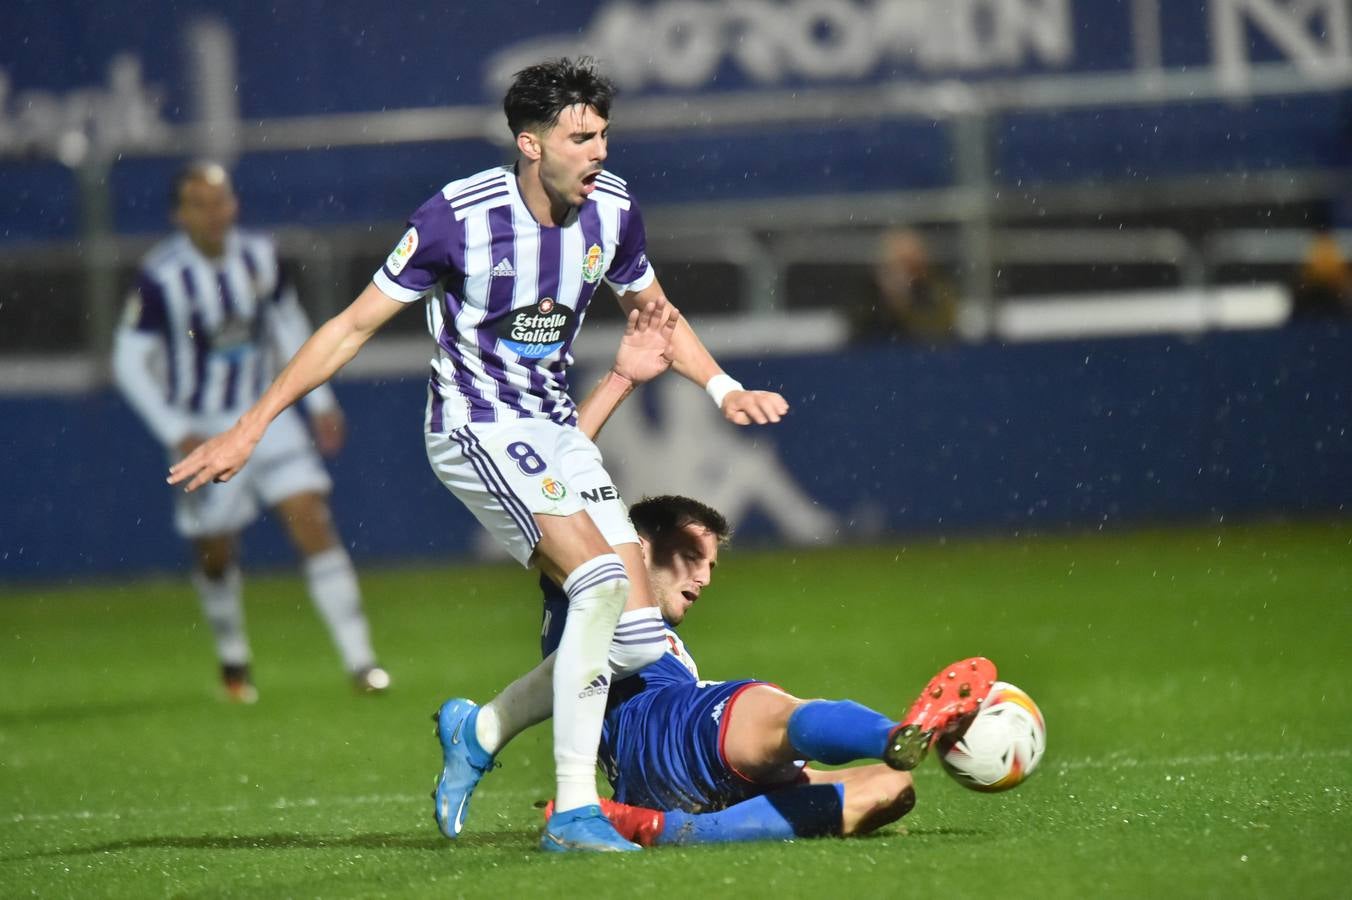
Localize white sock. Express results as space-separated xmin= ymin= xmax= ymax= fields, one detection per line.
xmin=191 ymin=567 xmax=249 ymax=666
xmin=303 ymin=546 xmax=375 ymax=673
xmin=475 ymin=654 xmax=556 ymax=755
xmin=475 ymin=609 xmax=666 ymax=755
xmin=552 ymin=553 xmax=628 ymax=812
xmin=609 ymin=607 xmax=668 ymax=678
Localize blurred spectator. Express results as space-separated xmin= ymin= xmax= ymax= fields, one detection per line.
xmin=1292 ymin=230 xmax=1352 ymax=320
xmin=849 ymin=228 xmax=959 ymax=345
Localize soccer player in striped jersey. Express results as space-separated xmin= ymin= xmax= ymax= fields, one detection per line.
xmin=113 ymin=162 xmax=389 ymax=702
xmin=168 ymin=58 xmax=789 ymax=852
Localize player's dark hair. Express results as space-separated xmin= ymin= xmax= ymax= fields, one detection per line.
xmin=630 ymin=495 xmax=731 ymax=547
xmin=503 ymin=57 xmax=616 ymax=137
xmin=171 ymin=161 xmax=232 ymax=208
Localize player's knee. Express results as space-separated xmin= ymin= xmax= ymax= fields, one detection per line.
xmin=195 ymin=553 xmax=234 ymax=581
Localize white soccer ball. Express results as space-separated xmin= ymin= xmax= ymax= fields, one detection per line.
xmin=937 ymin=681 xmax=1046 ymax=792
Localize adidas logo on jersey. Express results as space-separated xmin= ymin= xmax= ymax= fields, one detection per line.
xmin=490 ymin=258 xmax=516 ymax=278
xmin=578 ymin=673 xmax=610 ymax=699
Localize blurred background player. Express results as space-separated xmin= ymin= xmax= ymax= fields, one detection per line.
xmin=849 ymin=227 xmax=960 ymax=346
xmin=113 ymin=162 xmax=389 ymax=702
xmin=167 ymin=59 xmax=788 ymax=852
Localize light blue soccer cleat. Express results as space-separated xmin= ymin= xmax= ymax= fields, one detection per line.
xmin=540 ymin=804 xmax=642 ymax=853
xmin=431 ymin=698 xmax=495 ymax=839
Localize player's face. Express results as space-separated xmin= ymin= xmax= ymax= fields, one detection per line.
xmin=644 ymin=523 xmax=719 ymax=626
xmin=534 ymin=103 xmax=609 ymax=209
xmin=174 ymin=173 xmax=238 ymax=258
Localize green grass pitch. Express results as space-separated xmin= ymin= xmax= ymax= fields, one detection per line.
xmin=2 ymin=520 xmax=1350 ymax=898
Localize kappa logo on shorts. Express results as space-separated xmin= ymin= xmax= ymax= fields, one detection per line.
xmin=582 ymin=243 xmax=604 ymax=283
xmin=711 ymin=698 xmax=727 ymax=725
xmin=541 ymin=476 xmax=567 ymax=501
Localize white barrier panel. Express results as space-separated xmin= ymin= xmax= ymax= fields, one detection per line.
xmin=995 ymin=284 xmax=1292 ymax=342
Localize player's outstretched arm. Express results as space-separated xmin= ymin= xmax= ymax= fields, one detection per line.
xmin=622 ymin=279 xmax=789 ymax=426
xmin=168 ymin=282 xmax=405 ymax=491
xmin=576 ymin=297 xmax=678 ymax=441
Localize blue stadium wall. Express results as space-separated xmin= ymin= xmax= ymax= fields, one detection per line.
xmin=4 ymin=324 xmax=1349 ymax=583
xmin=3 ymin=0 xmax=1349 ymax=241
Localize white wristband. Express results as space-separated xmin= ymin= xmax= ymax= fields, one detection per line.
xmin=705 ymin=373 xmax=744 ymax=409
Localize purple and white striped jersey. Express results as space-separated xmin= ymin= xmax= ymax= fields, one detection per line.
xmin=372 ymin=165 xmax=654 ymax=432
xmin=114 ymin=230 xmax=335 ymax=447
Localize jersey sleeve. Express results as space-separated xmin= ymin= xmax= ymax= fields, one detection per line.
xmin=372 ymin=193 xmax=460 ymax=303
xmin=112 ymin=274 xmax=192 ymax=447
xmin=123 ymin=273 xmax=169 ymax=334
xmin=605 ymin=199 xmax=655 ymax=296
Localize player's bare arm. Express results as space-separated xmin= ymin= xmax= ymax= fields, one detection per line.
xmin=168 ymin=282 xmax=404 ymax=491
xmin=622 ymin=279 xmax=789 ymax=426
xmin=576 ymin=297 xmax=678 ymax=440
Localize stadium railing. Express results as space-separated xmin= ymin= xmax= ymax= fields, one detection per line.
xmin=1 ymin=225 xmax=1343 ymax=395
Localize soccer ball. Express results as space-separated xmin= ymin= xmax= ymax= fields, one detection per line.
xmin=937 ymin=681 xmax=1046 ymax=792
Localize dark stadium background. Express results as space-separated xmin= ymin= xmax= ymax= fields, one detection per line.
xmin=3 ymin=0 xmax=1349 ymax=579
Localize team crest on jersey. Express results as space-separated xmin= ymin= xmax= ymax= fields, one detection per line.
xmin=386 ymin=227 xmax=418 ymax=275
xmin=581 ymin=243 xmax=604 ymax=283
xmin=499 ymin=298 xmax=575 ymax=359
xmin=541 ymin=477 xmax=567 ymax=501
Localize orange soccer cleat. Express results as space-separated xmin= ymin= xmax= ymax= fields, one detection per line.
xmin=884 ymin=656 xmax=998 ymax=771
xmin=543 ymin=797 xmax=665 ymax=848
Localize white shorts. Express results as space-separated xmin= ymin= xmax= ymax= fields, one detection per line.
xmin=173 ymin=408 xmax=332 ymax=539
xmin=425 ymin=419 xmax=638 ymax=567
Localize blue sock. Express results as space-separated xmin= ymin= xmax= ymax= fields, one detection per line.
xmin=786 ymin=700 xmax=894 ymax=764
xmin=656 ymin=784 xmax=844 ymax=845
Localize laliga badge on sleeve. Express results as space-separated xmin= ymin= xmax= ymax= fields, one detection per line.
xmin=386 ymin=227 xmax=419 ymax=275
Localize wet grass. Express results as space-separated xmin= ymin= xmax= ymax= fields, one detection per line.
xmin=2 ymin=519 xmax=1349 ymax=898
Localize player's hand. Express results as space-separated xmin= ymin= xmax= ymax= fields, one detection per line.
xmin=612 ymin=297 xmax=678 ymax=385
xmin=310 ymin=409 xmax=346 ymax=457
xmin=721 ymin=389 xmax=789 ymax=426
xmin=175 ymin=434 xmax=206 ymax=458
xmin=167 ymin=424 xmax=261 ymax=492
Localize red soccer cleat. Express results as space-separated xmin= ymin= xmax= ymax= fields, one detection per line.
xmin=884 ymin=656 xmax=998 ymax=771
xmin=542 ymin=797 xmax=665 ymax=847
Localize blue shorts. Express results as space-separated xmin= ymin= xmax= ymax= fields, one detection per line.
xmin=602 ymin=677 xmax=804 ymax=813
